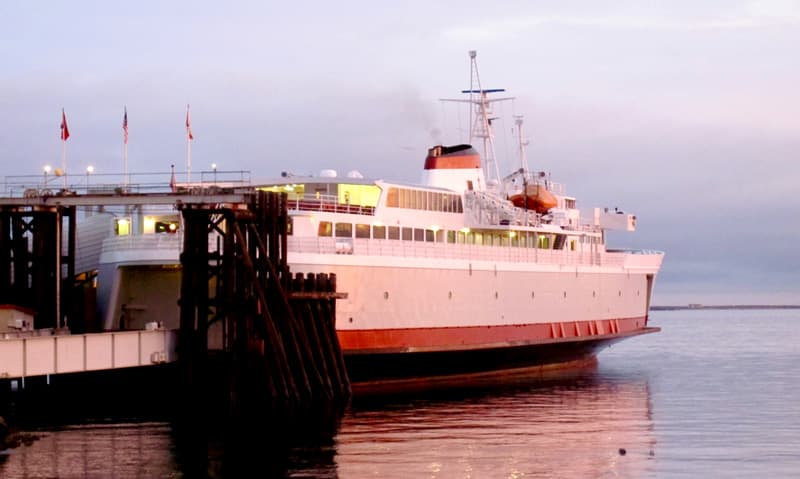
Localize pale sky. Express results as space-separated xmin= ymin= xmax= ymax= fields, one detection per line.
xmin=1 ymin=0 xmax=799 ymax=305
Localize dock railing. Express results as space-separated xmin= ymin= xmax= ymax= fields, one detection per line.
xmin=2 ymin=170 xmax=252 ymax=198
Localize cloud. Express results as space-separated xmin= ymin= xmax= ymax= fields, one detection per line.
xmin=442 ymin=2 xmax=800 ymax=41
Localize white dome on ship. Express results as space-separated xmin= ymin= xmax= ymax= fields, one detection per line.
xmin=346 ymin=170 xmax=364 ymax=178
xmin=319 ymin=169 xmax=337 ymax=178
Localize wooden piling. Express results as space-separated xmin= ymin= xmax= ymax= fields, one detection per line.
xmin=177 ymin=191 xmax=350 ymax=430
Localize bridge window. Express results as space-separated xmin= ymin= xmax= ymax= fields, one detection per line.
xmin=538 ymin=235 xmax=551 ymax=249
xmin=386 ymin=188 xmax=399 ymax=207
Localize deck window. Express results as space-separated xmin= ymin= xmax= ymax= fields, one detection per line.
xmin=154 ymin=221 xmax=179 ymax=234
xmin=335 ymin=223 xmax=352 ymax=238
xmin=355 ymin=224 xmax=370 ymax=239
xmin=413 ymin=228 xmax=425 ymax=242
xmin=373 ymin=225 xmax=386 ymax=239
xmin=401 ymin=227 xmax=413 ymax=241
xmin=447 ymin=230 xmax=456 ymax=244
xmin=425 ymin=229 xmax=435 ymax=242
xmin=387 ymin=226 xmax=400 ymax=240
xmin=318 ymin=221 xmax=332 ymax=237
xmin=115 ymin=218 xmax=131 ymax=236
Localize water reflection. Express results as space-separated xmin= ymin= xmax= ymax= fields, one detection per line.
xmin=1 ymin=367 xmax=655 ymax=478
xmin=287 ymin=367 xmax=656 ymax=478
xmin=0 ymin=422 xmax=180 ymax=478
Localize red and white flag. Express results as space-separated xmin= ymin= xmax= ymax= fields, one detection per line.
xmin=123 ymin=107 xmax=128 ymax=144
xmin=186 ymin=104 xmax=194 ymax=141
xmin=60 ymin=109 xmax=70 ymax=141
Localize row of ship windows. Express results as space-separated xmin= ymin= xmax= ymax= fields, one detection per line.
xmin=385 ymin=187 xmax=464 ymax=213
xmin=316 ymin=222 xmax=602 ymax=249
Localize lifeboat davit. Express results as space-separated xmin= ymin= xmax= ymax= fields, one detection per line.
xmin=510 ymin=183 xmax=557 ymax=214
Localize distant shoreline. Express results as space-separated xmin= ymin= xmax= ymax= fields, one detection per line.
xmin=651 ymin=305 xmax=800 ymax=311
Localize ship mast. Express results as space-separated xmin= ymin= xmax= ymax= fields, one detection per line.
xmin=514 ymin=115 xmax=529 ymax=172
xmin=441 ymin=50 xmax=514 ymax=188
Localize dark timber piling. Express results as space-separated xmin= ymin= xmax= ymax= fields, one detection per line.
xmin=177 ymin=190 xmax=350 ymax=435
xmin=0 ymin=205 xmax=76 ymax=330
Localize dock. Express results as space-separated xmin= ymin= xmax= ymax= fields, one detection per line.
xmin=0 ymin=180 xmax=350 ymax=427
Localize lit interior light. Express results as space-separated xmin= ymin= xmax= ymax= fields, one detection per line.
xmin=116 ymin=218 xmax=130 ymax=236
xmin=143 ymin=216 xmax=156 ymax=233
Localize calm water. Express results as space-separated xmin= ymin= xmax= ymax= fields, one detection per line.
xmin=2 ymin=309 xmax=799 ymax=478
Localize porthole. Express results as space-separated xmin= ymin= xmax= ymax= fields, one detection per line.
xmin=384 ymin=291 xmax=389 ymax=300
xmin=593 ymin=291 xmax=596 ymax=298
xmin=348 ymin=317 xmax=353 ymax=323
xmin=563 ymin=291 xmax=567 ymax=298
xmin=448 ymin=291 xmax=453 ymax=299
xmin=495 ymin=291 xmax=499 ymax=299
xmin=531 ymin=291 xmax=535 ymax=299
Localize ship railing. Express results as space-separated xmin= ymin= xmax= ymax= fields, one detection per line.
xmin=102 ymin=234 xmax=183 ymax=253
xmin=288 ymin=236 xmax=644 ymax=268
xmin=285 ymin=194 xmax=375 ymax=216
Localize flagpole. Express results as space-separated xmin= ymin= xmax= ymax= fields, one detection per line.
xmin=186 ymin=104 xmax=192 ymax=184
xmin=123 ymin=107 xmax=129 ymax=186
xmin=124 ymin=142 xmax=128 ymax=186
xmin=187 ymin=133 xmax=191 ymax=184
xmin=61 ymin=136 xmax=67 ymax=189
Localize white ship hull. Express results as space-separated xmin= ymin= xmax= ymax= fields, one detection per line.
xmin=89 ymin=232 xmax=660 ymax=387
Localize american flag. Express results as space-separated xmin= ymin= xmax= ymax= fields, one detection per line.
xmin=60 ymin=109 xmax=70 ymax=141
xmin=186 ymin=105 xmax=194 ymax=141
xmin=123 ymin=107 xmax=128 ymax=144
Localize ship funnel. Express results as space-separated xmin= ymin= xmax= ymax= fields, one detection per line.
xmin=421 ymin=144 xmax=487 ymax=192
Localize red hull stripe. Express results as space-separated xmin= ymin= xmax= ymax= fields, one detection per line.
xmin=338 ymin=316 xmax=648 ymax=353
xmin=424 ymin=154 xmax=481 ymax=170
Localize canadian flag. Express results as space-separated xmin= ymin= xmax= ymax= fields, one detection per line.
xmin=186 ymin=105 xmax=194 ymax=141
xmin=60 ymin=109 xmax=70 ymax=141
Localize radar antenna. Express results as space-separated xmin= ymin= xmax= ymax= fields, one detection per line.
xmin=441 ymin=50 xmax=514 ymax=188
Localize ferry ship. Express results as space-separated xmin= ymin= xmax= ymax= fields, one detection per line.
xmin=78 ymin=52 xmax=664 ymax=388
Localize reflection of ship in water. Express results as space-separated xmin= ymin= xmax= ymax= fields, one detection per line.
xmin=330 ymin=372 xmax=656 ymax=479
xmin=0 ymin=371 xmax=654 ymax=478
